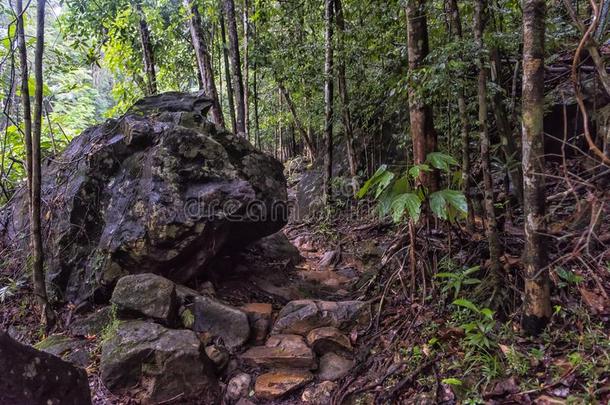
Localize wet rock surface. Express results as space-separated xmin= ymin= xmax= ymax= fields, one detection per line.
xmin=100 ymin=320 xmax=219 ymax=404
xmin=191 ymin=295 xmax=250 ymax=349
xmin=0 ymin=91 xmax=287 ymax=304
xmin=0 ymin=331 xmax=91 ymax=405
xmin=254 ymin=369 xmax=314 ymax=400
xmin=272 ymin=299 xmax=371 ymax=335
xmin=241 ymin=334 xmax=317 ymax=369
xmin=111 ymin=273 xmax=178 ymax=323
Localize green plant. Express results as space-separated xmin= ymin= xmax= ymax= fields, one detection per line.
xmin=357 ymin=152 xmax=467 ymax=223
xmin=0 ymin=277 xmax=26 ymax=303
xmin=504 ymin=345 xmax=530 ymax=376
xmin=453 ymin=299 xmax=496 ymax=349
xmin=555 ymin=267 xmax=584 ymax=288
xmin=435 ymin=265 xmax=481 ymax=299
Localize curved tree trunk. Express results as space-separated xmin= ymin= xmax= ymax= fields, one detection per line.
xmin=521 ymin=0 xmax=551 ymax=336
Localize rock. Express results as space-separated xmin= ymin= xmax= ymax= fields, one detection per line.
xmin=226 ymin=373 xmax=252 ymax=401
xmin=205 ymin=344 xmax=229 ymax=370
xmin=111 ymin=273 xmax=177 ymax=323
xmin=241 ymin=302 xmax=273 ymax=344
xmin=0 ymin=92 xmax=287 ymax=304
xmin=255 ymin=370 xmax=313 ymax=400
xmin=247 ymin=232 xmax=302 ymax=264
xmin=0 ymin=331 xmax=91 ymax=405
xmin=317 ymin=352 xmax=353 ymax=381
xmin=319 ymin=250 xmax=341 ymax=268
xmin=301 ymin=381 xmax=337 ymax=404
xmin=272 ymin=299 xmax=371 ymax=335
xmin=198 ymin=281 xmax=216 ymax=297
xmin=241 ymin=334 xmax=317 ymax=369
xmin=235 ymin=399 xmax=256 ymax=405
xmin=306 ymin=327 xmax=352 ymax=355
xmin=35 ymin=334 xmax=90 ymax=368
xmin=69 ymin=306 xmax=113 ymax=337
xmin=191 ymin=295 xmax=250 ymax=349
xmin=100 ymin=320 xmax=219 ymax=404
xmin=175 ymin=284 xmax=200 ymax=306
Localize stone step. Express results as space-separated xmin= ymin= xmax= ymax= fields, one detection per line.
xmin=254 ymin=369 xmax=314 ymax=400
xmin=241 ymin=334 xmax=317 ymax=369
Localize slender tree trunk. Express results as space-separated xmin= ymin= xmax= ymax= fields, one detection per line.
xmin=16 ymin=0 xmax=32 ymax=195
xmin=243 ymin=0 xmax=250 ymax=141
xmin=278 ymin=82 xmax=316 ymax=157
xmin=184 ymin=0 xmax=225 ymax=127
xmin=489 ymin=46 xmax=524 ymax=206
xmin=521 ymin=0 xmax=551 ymax=335
xmin=135 ymin=1 xmax=157 ymax=95
xmin=335 ymin=0 xmax=358 ymax=195
xmin=406 ymin=0 xmax=438 ymax=192
xmin=323 ymin=0 xmax=334 ymax=204
xmin=475 ymin=0 xmax=502 ymax=273
xmin=219 ymin=6 xmax=237 ymax=134
xmin=223 ymin=0 xmax=246 ymax=136
xmin=446 ymin=0 xmax=475 ymax=231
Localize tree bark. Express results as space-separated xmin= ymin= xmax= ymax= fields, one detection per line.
xmin=135 ymin=1 xmax=157 ymax=96
xmin=184 ymin=0 xmax=225 ymax=127
xmin=490 ymin=46 xmax=524 ymax=206
xmin=521 ymin=0 xmax=551 ymax=335
xmin=335 ymin=0 xmax=358 ymax=195
xmin=445 ymin=0 xmax=475 ymax=230
xmin=406 ymin=0 xmax=438 ymax=192
xmin=323 ymin=0 xmax=334 ymax=204
xmin=474 ymin=0 xmax=502 ymax=273
xmin=223 ymin=0 xmax=246 ymax=136
xmin=15 ymin=0 xmax=32 ymax=195
xmin=219 ymin=6 xmax=237 ymax=134
xmin=278 ymin=82 xmax=316 ymax=157
xmin=243 ymin=0 xmax=250 ymax=141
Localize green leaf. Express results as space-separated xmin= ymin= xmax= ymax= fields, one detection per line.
xmin=357 ymin=165 xmax=388 ymax=199
xmin=390 ymin=192 xmax=422 ymax=222
xmin=426 ymin=152 xmax=458 ymax=172
xmin=429 ymin=191 xmax=448 ymax=220
xmin=375 ymin=171 xmax=395 ymax=198
xmin=408 ymin=163 xmax=430 ymax=179
xmin=452 ymin=298 xmax=480 ymax=313
xmin=442 ymin=189 xmax=468 ymax=215
xmin=441 ymin=378 xmax=463 ymax=386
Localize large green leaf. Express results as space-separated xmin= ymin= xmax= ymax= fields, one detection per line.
xmin=374 ymin=171 xmax=395 ymax=198
xmin=452 ymin=298 xmax=480 ymax=313
xmin=426 ymin=152 xmax=458 ymax=172
xmin=390 ymin=192 xmax=421 ymax=222
xmin=357 ymin=165 xmax=388 ymax=199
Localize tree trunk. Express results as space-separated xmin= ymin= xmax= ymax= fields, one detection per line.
xmin=474 ymin=0 xmax=502 ymax=273
xmin=223 ymin=0 xmax=246 ymax=136
xmin=243 ymin=0 xmax=250 ymax=141
xmin=323 ymin=0 xmax=334 ymax=205
xmin=335 ymin=0 xmax=358 ymax=195
xmin=406 ymin=0 xmax=438 ymax=192
xmin=16 ymin=0 xmax=32 ymax=195
xmin=445 ymin=0 xmax=475 ymax=230
xmin=490 ymin=47 xmax=524 ymax=206
xmin=521 ymin=0 xmax=551 ymax=335
xmin=219 ymin=6 xmax=237 ymax=134
xmin=184 ymin=0 xmax=225 ymax=127
xmin=278 ymin=82 xmax=316 ymax=157
xmin=135 ymin=1 xmax=157 ymax=96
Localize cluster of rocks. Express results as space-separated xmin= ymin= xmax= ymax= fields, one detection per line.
xmin=34 ymin=273 xmax=370 ymax=404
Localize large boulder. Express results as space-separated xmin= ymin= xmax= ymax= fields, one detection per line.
xmin=100 ymin=320 xmax=219 ymax=404
xmin=0 ymin=92 xmax=287 ymax=304
xmin=0 ymin=331 xmax=91 ymax=405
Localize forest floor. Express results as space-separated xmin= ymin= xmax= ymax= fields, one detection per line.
xmin=1 ymin=163 xmax=609 ymax=404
